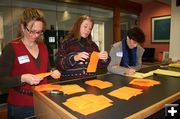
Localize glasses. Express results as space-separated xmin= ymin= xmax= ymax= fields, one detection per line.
xmin=26 ymin=27 xmax=43 ymax=36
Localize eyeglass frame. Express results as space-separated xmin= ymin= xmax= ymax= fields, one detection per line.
xmin=25 ymin=26 xmax=44 ymax=36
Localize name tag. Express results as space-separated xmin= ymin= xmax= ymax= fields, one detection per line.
xmin=18 ymin=55 xmax=30 ymax=64
xmin=116 ymin=52 xmax=123 ymax=57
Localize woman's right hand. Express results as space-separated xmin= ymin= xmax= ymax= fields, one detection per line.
xmin=21 ymin=74 xmax=42 ymax=85
xmin=125 ymin=68 xmax=136 ymax=76
xmin=74 ymin=52 xmax=89 ymax=61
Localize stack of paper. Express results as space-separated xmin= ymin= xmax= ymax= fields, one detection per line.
xmin=154 ymin=69 xmax=180 ymax=77
xmin=60 ymin=84 xmax=86 ymax=95
xmin=85 ymin=79 xmax=113 ymax=89
xmin=34 ymin=84 xmax=61 ymax=92
xmin=128 ymin=71 xmax=154 ymax=78
xmin=34 ymin=84 xmax=85 ymax=95
xmin=63 ymin=94 xmax=113 ymax=115
xmin=168 ymin=63 xmax=180 ymax=68
xmin=108 ymin=86 xmax=143 ymax=100
xmin=129 ymin=79 xmax=160 ymax=87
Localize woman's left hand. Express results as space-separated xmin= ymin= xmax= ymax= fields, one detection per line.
xmin=98 ymin=51 xmax=108 ymax=60
xmin=51 ymin=70 xmax=61 ymax=79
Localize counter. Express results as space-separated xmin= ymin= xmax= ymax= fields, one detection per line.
xmin=33 ymin=67 xmax=180 ymax=119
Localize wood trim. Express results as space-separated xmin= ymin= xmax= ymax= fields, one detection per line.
xmin=60 ymin=0 xmax=142 ymax=14
xmin=0 ymin=106 xmax=7 ymax=119
xmin=113 ymin=8 xmax=120 ymax=43
xmin=33 ymin=90 xmax=77 ymax=119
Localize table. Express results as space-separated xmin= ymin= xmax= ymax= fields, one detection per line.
xmin=33 ymin=68 xmax=180 ymax=119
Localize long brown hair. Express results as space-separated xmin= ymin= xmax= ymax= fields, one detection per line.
xmin=16 ymin=8 xmax=46 ymax=42
xmin=65 ymin=15 xmax=94 ymax=41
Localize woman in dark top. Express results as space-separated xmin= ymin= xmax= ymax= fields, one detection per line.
xmin=107 ymin=27 xmax=145 ymax=76
xmin=55 ymin=15 xmax=110 ymax=80
xmin=0 ymin=8 xmax=60 ymax=119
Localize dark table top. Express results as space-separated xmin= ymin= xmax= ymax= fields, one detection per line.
xmin=41 ymin=67 xmax=180 ymax=119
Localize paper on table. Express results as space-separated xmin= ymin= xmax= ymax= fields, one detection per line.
xmin=85 ymin=79 xmax=113 ymax=89
xmin=129 ymin=79 xmax=160 ymax=87
xmin=127 ymin=71 xmax=154 ymax=78
xmin=79 ymin=103 xmax=112 ymax=115
xmin=34 ymin=84 xmax=61 ymax=92
xmin=80 ymin=94 xmax=113 ymax=103
xmin=34 ymin=84 xmax=85 ymax=95
xmin=60 ymin=84 xmax=86 ymax=95
xmin=154 ymin=69 xmax=180 ymax=77
xmin=63 ymin=94 xmax=113 ymax=115
xmin=168 ymin=63 xmax=180 ymax=68
xmin=87 ymin=51 xmax=99 ymax=73
xmin=36 ymin=72 xmax=52 ymax=79
xmin=108 ymin=86 xmax=143 ymax=100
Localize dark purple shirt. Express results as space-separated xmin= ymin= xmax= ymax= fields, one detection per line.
xmin=55 ymin=37 xmax=110 ymax=80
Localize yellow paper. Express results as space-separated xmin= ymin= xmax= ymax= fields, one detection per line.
xmin=128 ymin=71 xmax=154 ymax=78
xmin=169 ymin=63 xmax=180 ymax=68
xmin=154 ymin=69 xmax=180 ymax=77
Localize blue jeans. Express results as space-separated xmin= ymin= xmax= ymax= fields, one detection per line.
xmin=8 ymin=104 xmax=34 ymax=119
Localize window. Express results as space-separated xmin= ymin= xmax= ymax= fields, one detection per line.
xmin=91 ymin=23 xmax=104 ymax=51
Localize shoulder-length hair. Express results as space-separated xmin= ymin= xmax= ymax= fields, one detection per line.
xmin=65 ymin=15 xmax=94 ymax=42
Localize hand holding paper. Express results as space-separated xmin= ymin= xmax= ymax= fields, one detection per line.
xmin=125 ymin=67 xmax=136 ymax=76
xmin=98 ymin=51 xmax=108 ymax=60
xmin=36 ymin=70 xmax=61 ymax=80
xmin=50 ymin=69 xmax=61 ymax=79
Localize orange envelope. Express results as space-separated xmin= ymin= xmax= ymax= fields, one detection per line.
xmin=87 ymin=51 xmax=99 ymax=73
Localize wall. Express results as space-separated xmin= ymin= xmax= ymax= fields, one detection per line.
xmin=0 ymin=0 xmax=113 ymax=53
xmin=169 ymin=0 xmax=180 ymax=61
xmin=139 ymin=1 xmax=171 ymax=60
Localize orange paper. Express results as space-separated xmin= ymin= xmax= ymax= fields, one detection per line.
xmin=108 ymin=86 xmax=143 ymax=100
xmin=36 ymin=72 xmax=52 ymax=79
xmin=34 ymin=84 xmax=61 ymax=92
xmin=129 ymin=79 xmax=160 ymax=87
xmin=87 ymin=51 xmax=99 ymax=73
xmin=85 ymin=79 xmax=113 ymax=89
xmin=60 ymin=84 xmax=86 ymax=95
xmin=34 ymin=84 xmax=85 ymax=95
xmin=63 ymin=94 xmax=113 ymax=115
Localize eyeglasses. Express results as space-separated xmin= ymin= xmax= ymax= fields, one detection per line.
xmin=26 ymin=27 xmax=43 ymax=36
